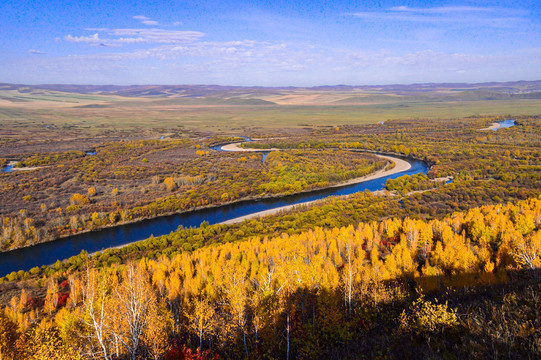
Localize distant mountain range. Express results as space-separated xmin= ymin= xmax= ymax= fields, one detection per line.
xmin=1 ymin=80 xmax=541 ymax=99
xmin=1 ymin=80 xmax=541 ymax=108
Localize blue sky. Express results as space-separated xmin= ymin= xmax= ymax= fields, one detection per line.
xmin=1 ymin=0 xmax=540 ymax=86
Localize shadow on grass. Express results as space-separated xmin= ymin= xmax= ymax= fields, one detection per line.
xmin=199 ymin=269 xmax=541 ymax=360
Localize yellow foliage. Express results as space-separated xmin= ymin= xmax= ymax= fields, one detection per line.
xmin=26 ymin=319 xmax=83 ymax=360
xmin=163 ymin=177 xmax=177 ymax=192
xmin=69 ymin=193 xmax=89 ymax=206
xmin=399 ymin=296 xmax=458 ymax=333
xmin=0 ymin=309 xmax=18 ymax=360
xmin=431 ymin=230 xmax=479 ymax=275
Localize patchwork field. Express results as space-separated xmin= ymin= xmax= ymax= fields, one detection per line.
xmin=1 ymin=82 xmax=541 ymax=136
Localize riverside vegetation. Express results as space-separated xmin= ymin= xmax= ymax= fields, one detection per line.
xmin=0 ymin=145 xmax=386 ymax=251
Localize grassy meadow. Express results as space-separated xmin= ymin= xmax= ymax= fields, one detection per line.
xmin=1 ymin=87 xmax=540 ymax=134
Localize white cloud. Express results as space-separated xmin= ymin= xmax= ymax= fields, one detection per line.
xmin=390 ymin=6 xmax=497 ymax=14
xmin=65 ymin=29 xmax=204 ymax=46
xmin=28 ymin=49 xmax=45 ymax=54
xmin=62 ymin=19 xmax=538 ymax=77
xmin=109 ymin=28 xmax=204 ymax=43
xmin=10 ymin=42 xmax=541 ymax=86
xmin=64 ymin=40 xmax=540 ymax=79
xmin=65 ymin=33 xmax=101 ymax=43
xmin=48 ymin=13 xmax=541 ymax=85
xmin=348 ymin=5 xmax=528 ymax=27
xmin=133 ymin=15 xmax=159 ymax=26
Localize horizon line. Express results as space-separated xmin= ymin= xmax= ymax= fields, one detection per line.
xmin=2 ymin=79 xmax=541 ymax=89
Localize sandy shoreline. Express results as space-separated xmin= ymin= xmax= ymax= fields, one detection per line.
xmin=220 ymin=142 xmax=280 ymax=152
xmin=221 ymin=200 xmax=323 ymax=225
xmin=3 ymin=161 xmax=42 ymax=172
xmin=480 ymin=122 xmax=500 ymax=131
xmin=221 ymin=153 xmax=411 ymax=225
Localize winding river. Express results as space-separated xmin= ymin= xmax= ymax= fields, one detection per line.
xmin=0 ymin=142 xmax=428 ymax=276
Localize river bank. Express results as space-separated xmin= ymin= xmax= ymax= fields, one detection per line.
xmin=220 ymin=142 xmax=280 ymax=152
xmin=221 ymin=153 xmax=411 ymax=224
xmin=1 ymin=161 xmax=43 ymax=172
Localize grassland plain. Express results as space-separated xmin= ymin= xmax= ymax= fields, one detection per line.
xmin=1 ymin=83 xmax=541 ymax=133
xmin=3 ymin=99 xmax=541 ymax=131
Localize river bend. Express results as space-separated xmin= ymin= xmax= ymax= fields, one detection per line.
xmin=0 ymin=144 xmax=428 ymax=275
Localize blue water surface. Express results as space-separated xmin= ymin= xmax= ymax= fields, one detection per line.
xmin=491 ymin=119 xmax=516 ymax=130
xmin=1 ymin=163 xmax=13 ymax=173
